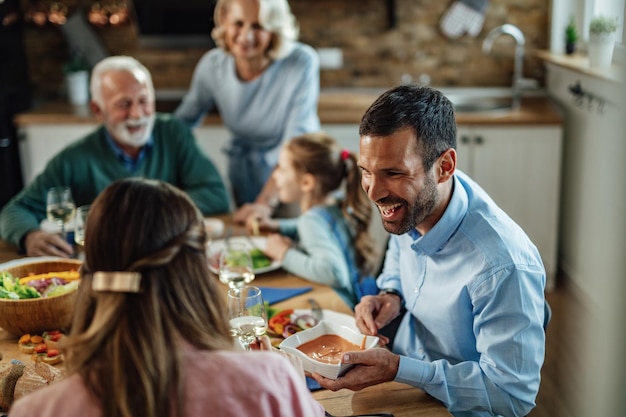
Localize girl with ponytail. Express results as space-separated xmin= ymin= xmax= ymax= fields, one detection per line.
xmin=247 ymin=132 xmax=378 ymax=308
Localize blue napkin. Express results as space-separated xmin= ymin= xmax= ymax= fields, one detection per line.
xmin=306 ymin=376 xmax=322 ymax=391
xmin=257 ymin=286 xmax=312 ymax=305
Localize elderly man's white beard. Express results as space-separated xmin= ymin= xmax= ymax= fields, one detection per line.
xmin=109 ymin=114 xmax=155 ymax=148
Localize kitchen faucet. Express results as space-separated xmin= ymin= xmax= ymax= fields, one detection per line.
xmin=482 ymin=24 xmax=537 ymax=109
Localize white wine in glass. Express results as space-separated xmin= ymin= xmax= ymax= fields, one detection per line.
xmin=46 ymin=187 xmax=76 ymax=239
xmin=219 ymin=242 xmax=255 ymax=290
xmin=227 ymin=286 xmax=267 ymax=350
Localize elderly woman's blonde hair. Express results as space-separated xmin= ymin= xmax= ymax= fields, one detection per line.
xmin=212 ymin=0 xmax=299 ymax=60
xmin=90 ymin=56 xmax=154 ymax=107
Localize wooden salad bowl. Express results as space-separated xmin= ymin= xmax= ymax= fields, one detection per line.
xmin=0 ymin=259 xmax=82 ymax=336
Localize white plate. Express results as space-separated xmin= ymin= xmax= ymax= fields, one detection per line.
xmin=207 ymin=236 xmax=281 ymax=275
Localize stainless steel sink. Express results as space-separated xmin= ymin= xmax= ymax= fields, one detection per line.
xmin=449 ymin=96 xmax=514 ymax=113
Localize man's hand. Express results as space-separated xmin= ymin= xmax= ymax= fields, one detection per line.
xmin=354 ymin=294 xmax=403 ymax=346
xmin=311 ymin=348 xmax=400 ymax=391
xmin=23 ymin=230 xmax=74 ymax=257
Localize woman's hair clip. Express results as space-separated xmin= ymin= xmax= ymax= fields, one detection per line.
xmin=340 ymin=149 xmax=351 ymax=161
xmin=92 ymin=271 xmax=142 ymax=293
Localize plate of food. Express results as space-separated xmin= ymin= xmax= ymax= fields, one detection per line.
xmin=265 ymin=307 xmax=357 ymax=347
xmin=207 ymin=236 xmax=280 ymax=275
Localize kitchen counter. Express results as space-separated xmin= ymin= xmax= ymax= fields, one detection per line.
xmin=14 ymin=90 xmax=562 ymax=127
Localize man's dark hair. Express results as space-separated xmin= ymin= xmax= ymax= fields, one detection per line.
xmin=359 ymin=85 xmax=457 ymax=170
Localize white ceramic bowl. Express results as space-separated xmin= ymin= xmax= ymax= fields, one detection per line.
xmin=203 ymin=218 xmax=225 ymax=238
xmin=279 ymin=320 xmax=379 ymax=379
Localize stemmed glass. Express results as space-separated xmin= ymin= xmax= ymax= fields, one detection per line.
xmin=46 ymin=186 xmax=76 ymax=240
xmin=219 ymin=242 xmax=255 ymax=290
xmin=73 ymin=205 xmax=90 ymax=259
xmin=227 ymin=286 xmax=267 ymax=350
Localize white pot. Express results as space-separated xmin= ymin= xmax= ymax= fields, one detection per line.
xmin=588 ymin=32 xmax=615 ymax=68
xmin=65 ymin=70 xmax=90 ymax=106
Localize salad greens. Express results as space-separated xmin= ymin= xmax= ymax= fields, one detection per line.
xmin=0 ymin=271 xmax=79 ymax=299
xmin=250 ymin=248 xmax=272 ymax=269
xmin=0 ymin=271 xmax=41 ymax=299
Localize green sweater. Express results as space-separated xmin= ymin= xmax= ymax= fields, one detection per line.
xmin=0 ymin=114 xmax=230 ymax=247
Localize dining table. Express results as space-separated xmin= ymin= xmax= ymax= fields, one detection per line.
xmin=0 ymin=217 xmax=451 ymax=417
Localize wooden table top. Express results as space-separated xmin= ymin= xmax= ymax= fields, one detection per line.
xmin=0 ymin=220 xmax=451 ymax=417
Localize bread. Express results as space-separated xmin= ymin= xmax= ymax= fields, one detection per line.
xmin=13 ymin=365 xmax=48 ymax=402
xmin=33 ymin=361 xmax=63 ymax=383
xmin=21 ymin=331 xmax=65 ymax=365
xmin=0 ymin=362 xmax=64 ymax=411
xmin=17 ymin=334 xmax=35 ymax=354
xmin=0 ymin=363 xmax=25 ymax=411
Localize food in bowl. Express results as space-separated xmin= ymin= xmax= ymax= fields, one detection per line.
xmin=0 ymin=259 xmax=82 ymax=335
xmin=279 ymin=320 xmax=379 ymax=379
xmin=0 ymin=269 xmax=79 ymax=299
xmin=297 ymin=334 xmax=363 ymax=364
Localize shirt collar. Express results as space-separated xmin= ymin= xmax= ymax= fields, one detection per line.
xmin=410 ymin=174 xmax=468 ymax=256
xmin=104 ymin=130 xmax=154 ymax=172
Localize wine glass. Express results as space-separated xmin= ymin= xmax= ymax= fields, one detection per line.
xmin=73 ymin=205 xmax=90 ymax=258
xmin=218 ymin=242 xmax=255 ymax=290
xmin=227 ymin=286 xmax=267 ymax=350
xmin=46 ymin=187 xmax=76 ymax=240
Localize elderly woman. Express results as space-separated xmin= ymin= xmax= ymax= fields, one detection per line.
xmin=174 ymin=0 xmax=321 ymax=219
xmin=9 ymin=178 xmax=324 ymax=417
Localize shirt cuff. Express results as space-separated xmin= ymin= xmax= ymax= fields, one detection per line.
xmin=394 ymin=355 xmax=436 ymax=387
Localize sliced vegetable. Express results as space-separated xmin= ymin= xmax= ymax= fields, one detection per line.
xmin=295 ymin=314 xmax=318 ymax=330
xmin=19 ymin=270 xmax=80 ymax=284
xmin=45 ymin=280 xmax=79 ymax=298
xmin=266 ymin=308 xmax=320 ymax=347
xmin=47 ymin=349 xmax=60 ymax=358
xmin=282 ymin=323 xmax=300 ymax=338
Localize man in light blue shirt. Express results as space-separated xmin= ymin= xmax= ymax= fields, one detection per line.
xmin=312 ymin=85 xmax=547 ymax=417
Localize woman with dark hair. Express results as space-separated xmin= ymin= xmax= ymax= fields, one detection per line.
xmin=9 ymin=178 xmax=324 ymax=417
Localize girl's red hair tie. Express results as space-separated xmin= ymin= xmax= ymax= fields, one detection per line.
xmin=340 ymin=149 xmax=350 ymax=161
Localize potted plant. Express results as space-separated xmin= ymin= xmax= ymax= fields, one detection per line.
xmin=63 ymin=51 xmax=90 ymax=106
xmin=565 ymin=17 xmax=578 ymax=54
xmin=588 ymin=15 xmax=619 ymax=68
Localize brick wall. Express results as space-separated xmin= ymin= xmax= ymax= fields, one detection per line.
xmin=21 ymin=0 xmax=549 ymax=99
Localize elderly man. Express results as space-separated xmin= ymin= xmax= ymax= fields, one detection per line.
xmin=312 ymin=85 xmax=548 ymax=417
xmin=0 ymin=56 xmax=230 ymax=257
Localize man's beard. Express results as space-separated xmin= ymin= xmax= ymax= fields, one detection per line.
xmin=379 ymin=172 xmax=438 ymax=235
xmin=109 ymin=114 xmax=155 ymax=148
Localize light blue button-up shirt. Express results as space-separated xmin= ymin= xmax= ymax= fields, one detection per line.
xmin=377 ymin=170 xmax=546 ymax=417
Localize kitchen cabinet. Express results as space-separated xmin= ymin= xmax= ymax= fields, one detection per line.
xmin=456 ymin=125 xmax=562 ymax=290
xmin=18 ymin=123 xmax=97 ymax=185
